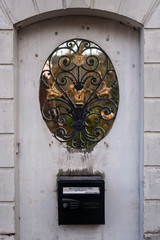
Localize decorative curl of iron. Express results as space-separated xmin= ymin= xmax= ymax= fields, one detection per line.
xmin=40 ymin=39 xmax=119 ymax=149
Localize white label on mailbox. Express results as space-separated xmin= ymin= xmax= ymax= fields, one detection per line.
xmin=63 ymin=187 xmax=100 ymax=194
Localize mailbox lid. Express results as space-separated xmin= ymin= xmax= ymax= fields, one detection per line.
xmin=58 ymin=176 xmax=103 ymax=181
xmin=58 ymin=176 xmax=104 ymax=195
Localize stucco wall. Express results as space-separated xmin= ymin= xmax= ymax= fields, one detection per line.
xmin=0 ymin=0 xmax=160 ymax=239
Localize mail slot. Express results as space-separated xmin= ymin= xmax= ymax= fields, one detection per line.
xmin=58 ymin=176 xmax=105 ymax=225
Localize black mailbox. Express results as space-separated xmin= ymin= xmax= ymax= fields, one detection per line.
xmin=58 ymin=176 xmax=105 ymax=225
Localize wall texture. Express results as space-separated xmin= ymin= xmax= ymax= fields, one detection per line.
xmin=0 ymin=0 xmax=160 ymax=239
xmin=144 ymin=2 xmax=160 ymax=240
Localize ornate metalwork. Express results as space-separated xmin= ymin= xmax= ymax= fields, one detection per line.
xmin=39 ymin=39 xmax=119 ymax=149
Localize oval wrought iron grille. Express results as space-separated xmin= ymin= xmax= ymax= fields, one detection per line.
xmin=39 ymin=39 xmax=119 ymax=149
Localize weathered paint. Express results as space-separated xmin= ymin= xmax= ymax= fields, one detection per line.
xmin=18 ymin=16 xmax=141 ymax=240
xmin=0 ymin=0 xmax=160 ymax=239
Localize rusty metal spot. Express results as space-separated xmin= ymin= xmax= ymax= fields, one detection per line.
xmin=104 ymin=142 xmax=109 ymax=148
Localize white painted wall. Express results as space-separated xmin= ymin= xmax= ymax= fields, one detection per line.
xmin=0 ymin=1 xmax=160 ymax=240
xmin=18 ymin=16 xmax=140 ymax=240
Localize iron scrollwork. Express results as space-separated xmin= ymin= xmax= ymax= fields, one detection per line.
xmin=39 ymin=39 xmax=119 ymax=149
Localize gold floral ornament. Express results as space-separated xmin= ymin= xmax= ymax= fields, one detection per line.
xmin=47 ymin=82 xmax=62 ymax=99
xmin=96 ymin=81 xmax=112 ymax=99
xmin=66 ymin=84 xmax=92 ymax=105
xmin=39 ymin=39 xmax=119 ymax=149
xmin=72 ymin=53 xmax=86 ymax=66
